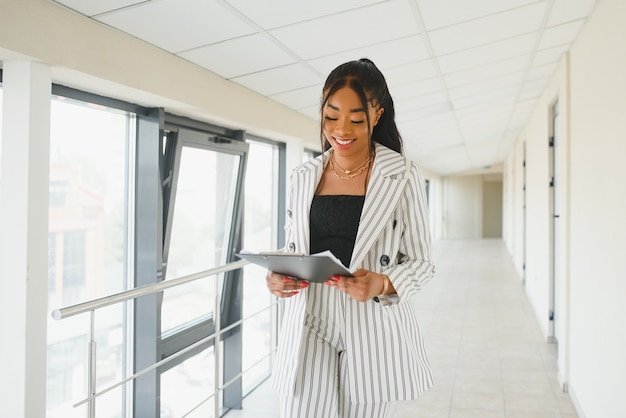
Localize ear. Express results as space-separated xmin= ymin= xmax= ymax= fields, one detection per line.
xmin=373 ymin=107 xmax=385 ymax=126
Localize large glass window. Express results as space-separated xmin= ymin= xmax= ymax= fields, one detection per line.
xmin=47 ymin=95 xmax=133 ymax=418
xmin=241 ymin=140 xmax=281 ymax=393
xmin=162 ymin=144 xmax=242 ymax=332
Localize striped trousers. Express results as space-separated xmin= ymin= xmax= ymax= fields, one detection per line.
xmin=279 ymin=290 xmax=390 ymax=418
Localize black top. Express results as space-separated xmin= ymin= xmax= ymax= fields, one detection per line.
xmin=310 ymin=195 xmax=365 ymax=268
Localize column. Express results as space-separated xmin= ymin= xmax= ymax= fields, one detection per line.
xmin=0 ymin=61 xmax=51 ymax=418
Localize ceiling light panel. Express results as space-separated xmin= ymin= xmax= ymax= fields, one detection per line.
xmin=428 ymin=2 xmax=546 ymax=56
xmin=415 ymin=0 xmax=538 ymax=30
xmin=268 ymin=1 xmax=420 ymax=60
xmin=96 ymin=0 xmax=256 ymax=53
xmin=178 ymin=34 xmax=297 ymax=79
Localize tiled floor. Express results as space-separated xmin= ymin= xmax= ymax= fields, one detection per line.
xmin=226 ymin=239 xmax=579 ymax=418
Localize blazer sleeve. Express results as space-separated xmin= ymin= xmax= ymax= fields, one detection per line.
xmin=384 ymin=161 xmax=435 ymax=303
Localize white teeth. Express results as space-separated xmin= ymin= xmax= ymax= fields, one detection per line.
xmin=335 ymin=138 xmax=353 ymax=145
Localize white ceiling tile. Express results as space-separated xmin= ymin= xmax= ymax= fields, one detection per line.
xmin=224 ymin=0 xmax=384 ymax=30
xmin=53 ymin=0 xmax=144 ymax=17
xmin=178 ymin=34 xmax=297 ymax=79
xmin=538 ymin=20 xmax=586 ymax=50
xmin=437 ymin=33 xmax=536 ymax=74
xmin=453 ymin=86 xmax=518 ymax=110
xmin=428 ymin=2 xmax=546 ymax=56
xmin=395 ymin=95 xmax=452 ymax=119
xmin=449 ymin=72 xmax=523 ymax=101
xmin=269 ymin=1 xmax=419 ymax=60
xmin=298 ymin=105 xmax=321 ymax=121
xmin=96 ymin=0 xmax=256 ymax=53
xmin=51 ymin=0 xmax=598 ymax=175
xmin=532 ymin=44 xmax=570 ymax=67
xmin=415 ymin=0 xmax=539 ymax=30
xmin=306 ymin=35 xmax=430 ymax=78
xmin=444 ymin=56 xmax=528 ymax=88
xmin=232 ymin=63 xmax=322 ymax=96
xmin=392 ymin=78 xmax=444 ymax=102
xmin=270 ymin=85 xmax=322 ymax=110
xmin=456 ymin=101 xmax=514 ymax=124
xmin=526 ymin=63 xmax=558 ymax=82
xmin=547 ymin=0 xmax=598 ymax=27
xmin=384 ymin=59 xmax=439 ymax=88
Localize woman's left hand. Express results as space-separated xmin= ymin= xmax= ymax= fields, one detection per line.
xmin=325 ymin=269 xmax=387 ymax=302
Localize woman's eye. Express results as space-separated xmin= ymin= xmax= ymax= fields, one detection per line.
xmin=352 ymin=120 xmax=364 ymax=124
xmin=324 ymin=116 xmax=337 ymax=121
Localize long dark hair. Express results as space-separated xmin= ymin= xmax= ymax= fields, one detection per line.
xmin=320 ymin=58 xmax=403 ymax=155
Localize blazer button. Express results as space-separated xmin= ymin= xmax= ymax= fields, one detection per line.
xmin=380 ymin=255 xmax=390 ymax=266
xmin=287 ymin=209 xmax=292 ymax=218
xmin=392 ymin=220 xmax=397 ymax=229
xmin=288 ymin=242 xmax=296 ymax=252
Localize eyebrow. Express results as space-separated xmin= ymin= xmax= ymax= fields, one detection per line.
xmin=326 ymin=103 xmax=365 ymax=113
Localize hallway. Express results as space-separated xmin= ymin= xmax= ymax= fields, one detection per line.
xmin=228 ymin=239 xmax=579 ymax=418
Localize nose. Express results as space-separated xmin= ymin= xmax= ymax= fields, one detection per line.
xmin=335 ymin=117 xmax=352 ymax=134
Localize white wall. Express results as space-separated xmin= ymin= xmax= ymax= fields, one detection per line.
xmin=503 ymin=0 xmax=626 ymax=416
xmin=567 ymin=0 xmax=626 ymax=415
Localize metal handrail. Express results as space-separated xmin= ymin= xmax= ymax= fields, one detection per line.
xmin=51 ymin=259 xmax=249 ymax=320
xmin=51 ymin=257 xmax=254 ymax=418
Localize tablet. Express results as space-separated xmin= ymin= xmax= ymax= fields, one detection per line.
xmin=236 ymin=250 xmax=352 ymax=283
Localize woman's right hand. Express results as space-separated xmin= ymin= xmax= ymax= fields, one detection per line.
xmin=266 ymin=270 xmax=309 ymax=298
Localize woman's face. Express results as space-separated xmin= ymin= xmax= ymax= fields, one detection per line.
xmin=322 ymin=86 xmax=383 ymax=160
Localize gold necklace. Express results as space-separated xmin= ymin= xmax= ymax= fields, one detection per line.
xmin=332 ymin=151 xmax=371 ymax=174
xmin=329 ymin=152 xmax=372 ymax=180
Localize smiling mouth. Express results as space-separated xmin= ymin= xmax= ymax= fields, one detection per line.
xmin=334 ymin=137 xmax=355 ymax=146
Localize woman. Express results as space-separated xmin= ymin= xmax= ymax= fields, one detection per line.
xmin=266 ymin=58 xmax=435 ymax=418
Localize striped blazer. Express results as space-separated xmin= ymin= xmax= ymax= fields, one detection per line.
xmin=271 ymin=142 xmax=435 ymax=404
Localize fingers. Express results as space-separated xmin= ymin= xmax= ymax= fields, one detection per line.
xmin=326 ymin=271 xmax=379 ymax=302
xmin=266 ymin=271 xmax=309 ymax=298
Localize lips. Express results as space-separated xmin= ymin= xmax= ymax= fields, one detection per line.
xmin=334 ymin=137 xmax=355 ymax=146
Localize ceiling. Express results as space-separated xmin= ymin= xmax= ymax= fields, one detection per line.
xmin=51 ymin=0 xmax=598 ymax=175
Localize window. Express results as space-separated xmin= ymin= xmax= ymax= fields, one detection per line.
xmin=241 ymin=139 xmax=282 ymax=393
xmin=47 ymin=95 xmax=133 ymax=418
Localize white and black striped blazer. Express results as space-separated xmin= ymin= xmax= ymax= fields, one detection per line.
xmin=272 ymin=142 xmax=435 ymax=403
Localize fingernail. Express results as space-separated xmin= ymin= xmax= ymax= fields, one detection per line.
xmin=331 ymin=276 xmax=340 ymax=281
xmin=324 ymin=281 xmax=330 ymax=286
xmin=301 ymin=282 xmax=309 ymax=288
xmin=283 ymin=277 xmax=292 ymax=282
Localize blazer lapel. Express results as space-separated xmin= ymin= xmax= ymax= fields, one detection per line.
xmin=349 ymin=144 xmax=408 ymax=271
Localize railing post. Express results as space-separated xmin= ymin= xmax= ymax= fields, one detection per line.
xmin=88 ymin=310 xmax=97 ymax=418
xmin=214 ymin=273 xmax=222 ymax=418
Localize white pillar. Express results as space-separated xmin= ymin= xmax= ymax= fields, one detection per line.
xmin=0 ymin=61 xmax=51 ymax=418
